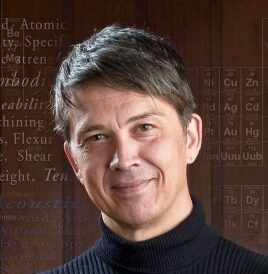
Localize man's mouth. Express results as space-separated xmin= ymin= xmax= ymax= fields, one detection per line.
xmin=111 ymin=179 xmax=153 ymax=195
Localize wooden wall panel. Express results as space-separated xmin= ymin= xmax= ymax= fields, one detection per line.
xmin=0 ymin=0 xmax=267 ymax=273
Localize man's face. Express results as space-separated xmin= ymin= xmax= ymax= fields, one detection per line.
xmin=65 ymin=84 xmax=201 ymax=238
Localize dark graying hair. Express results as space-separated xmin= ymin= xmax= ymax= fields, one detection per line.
xmin=53 ymin=25 xmax=196 ymax=140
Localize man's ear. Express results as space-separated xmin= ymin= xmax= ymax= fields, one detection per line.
xmin=64 ymin=141 xmax=83 ymax=184
xmin=186 ymin=113 xmax=202 ymax=164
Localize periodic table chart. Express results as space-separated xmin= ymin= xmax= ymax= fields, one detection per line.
xmin=188 ymin=18 xmax=268 ymax=244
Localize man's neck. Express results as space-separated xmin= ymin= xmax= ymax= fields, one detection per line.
xmin=102 ymin=192 xmax=193 ymax=241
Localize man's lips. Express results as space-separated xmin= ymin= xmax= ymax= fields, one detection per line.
xmin=111 ymin=179 xmax=153 ymax=194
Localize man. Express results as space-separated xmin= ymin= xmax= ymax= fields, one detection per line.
xmin=42 ymin=26 xmax=268 ymax=273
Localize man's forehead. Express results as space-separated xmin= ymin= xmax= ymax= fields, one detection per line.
xmin=70 ymin=85 xmax=164 ymax=114
xmin=73 ymin=84 xmax=150 ymax=101
xmin=70 ymin=101 xmax=164 ymax=124
xmin=68 ymin=96 xmax=169 ymax=140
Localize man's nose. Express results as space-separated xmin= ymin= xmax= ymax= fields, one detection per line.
xmin=109 ymin=138 xmax=139 ymax=171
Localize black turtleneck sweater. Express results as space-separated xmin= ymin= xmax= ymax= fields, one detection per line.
xmin=39 ymin=198 xmax=268 ymax=274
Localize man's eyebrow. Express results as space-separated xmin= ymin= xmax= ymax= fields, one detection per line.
xmin=78 ymin=124 xmax=105 ymax=135
xmin=77 ymin=111 xmax=163 ymax=135
xmin=125 ymin=111 xmax=163 ymax=124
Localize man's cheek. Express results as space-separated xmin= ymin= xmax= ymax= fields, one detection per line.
xmin=152 ymin=137 xmax=173 ymax=155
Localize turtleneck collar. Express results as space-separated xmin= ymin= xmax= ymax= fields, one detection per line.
xmin=93 ymin=196 xmax=219 ymax=273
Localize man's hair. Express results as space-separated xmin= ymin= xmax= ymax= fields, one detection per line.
xmin=53 ymin=25 xmax=196 ymax=140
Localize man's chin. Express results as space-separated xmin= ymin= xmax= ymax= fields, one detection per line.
xmin=110 ymin=205 xmax=158 ymax=231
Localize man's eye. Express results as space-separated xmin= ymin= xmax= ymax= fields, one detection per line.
xmin=137 ymin=124 xmax=154 ymax=132
xmin=87 ymin=134 xmax=105 ymax=142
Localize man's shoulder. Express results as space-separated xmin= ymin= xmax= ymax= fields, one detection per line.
xmin=36 ymin=245 xmax=96 ymax=274
xmin=215 ymin=235 xmax=268 ymax=273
